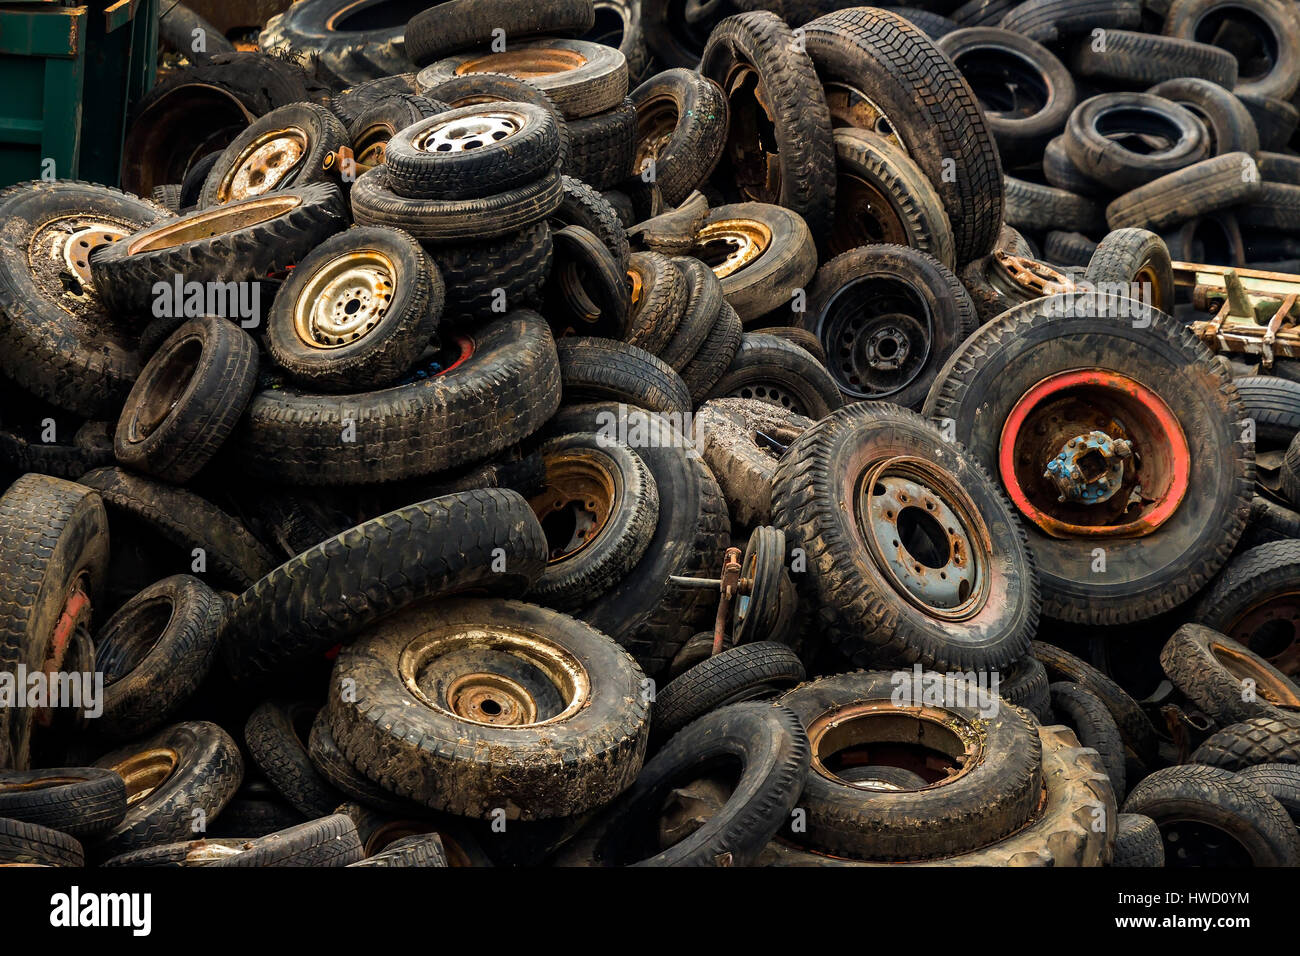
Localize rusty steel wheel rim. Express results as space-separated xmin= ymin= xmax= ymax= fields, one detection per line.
xmin=29 ymin=216 xmax=132 ymax=298
xmin=128 ymin=195 xmax=302 ymax=254
xmin=528 ymin=449 xmax=618 ymax=563
xmin=831 ymin=171 xmax=911 ymax=253
xmin=1228 ymin=595 xmax=1300 ymax=676
xmin=35 ymin=574 xmax=92 ymax=731
xmin=720 ymin=62 xmax=782 ymax=203
xmin=856 ymin=456 xmax=992 ymax=620
xmin=416 ymin=108 xmax=527 ymax=153
xmin=352 ymin=122 xmax=397 ymax=166
xmin=998 ymin=368 xmax=1190 ymax=539
xmin=818 ymin=275 xmax=934 ymax=400
xmin=454 ymin=47 xmax=589 ymax=79
xmin=113 ymin=748 xmax=180 ymax=806
xmin=293 ymin=249 xmax=395 ymax=349
xmin=805 ymin=701 xmax=984 ymax=790
xmin=399 ymin=625 xmax=591 ymax=728
xmin=823 ymin=82 xmax=906 ymax=149
xmin=634 ymin=93 xmax=679 ymax=175
xmin=989 ymin=252 xmax=1075 ymax=299
xmin=1133 ymin=261 xmax=1173 ymax=315
xmin=217 ymin=127 xmax=308 ymax=204
xmin=125 ymin=337 xmax=203 ymax=442
xmin=696 ymin=217 xmax=771 ymax=280
xmin=1209 ymin=638 xmax=1300 ymax=708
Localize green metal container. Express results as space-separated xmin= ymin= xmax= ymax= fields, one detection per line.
xmin=0 ymin=0 xmax=158 ymax=189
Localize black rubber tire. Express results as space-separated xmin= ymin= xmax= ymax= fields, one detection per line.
xmin=245 ymin=700 xmax=343 ymax=819
xmin=1065 ymin=92 xmax=1212 ymax=193
xmin=0 ymin=474 xmax=109 ymax=770
xmin=0 ymin=768 xmax=126 ymax=838
xmin=326 ymin=598 xmax=650 ymax=819
xmin=92 ymin=720 xmax=244 ymax=859
xmin=660 ymin=257 xmax=724 ymax=372
xmin=307 ymin=713 xmax=425 ymax=816
xmin=0 ymin=182 xmax=169 ymax=418
xmin=650 ymin=642 xmax=805 ymax=746
xmin=1162 ymin=210 xmax=1247 ymax=264
xmin=209 ymin=814 xmax=364 ymax=867
xmin=999 ymin=0 xmax=1141 ymax=42
xmin=1237 ymin=92 xmax=1299 ymax=150
xmin=89 ymin=183 xmax=350 ymax=318
xmin=385 ymin=102 xmax=562 ymax=200
xmin=428 ymin=220 xmax=553 ymax=319
xmin=588 ymin=0 xmax=650 ymax=83
xmin=696 ymin=202 xmax=817 ymax=323
xmin=553 ymin=175 xmax=629 ymax=270
xmin=547 ymin=403 xmax=731 ymax=677
xmin=528 ymin=431 xmax=660 ymax=610
xmin=114 ymin=318 xmax=259 ymax=482
xmin=566 ymin=99 xmax=638 ymax=189
xmin=198 ymin=103 xmax=349 ymax=208
xmin=1239 ymin=494 xmax=1300 ymax=550
xmin=1161 ymin=622 xmax=1300 ymax=724
xmin=1237 ymin=762 xmax=1300 ymax=824
xmin=936 ymin=27 xmax=1077 ymax=163
xmin=1105 ymin=152 xmax=1262 ymax=231
xmin=223 ymin=488 xmax=546 ymax=683
xmin=413 ymin=71 xmax=571 ymax=169
xmin=707 ymin=333 xmax=842 ymax=419
xmin=1049 ymin=681 xmax=1127 ymax=800
xmin=892 ymin=7 xmax=961 ymax=38
xmin=1236 ymin=181 xmax=1300 ymax=233
xmin=630 ymin=68 xmax=728 ymax=207
xmin=1031 ymin=641 xmax=1161 ymax=767
xmin=1004 ymin=175 xmax=1105 ymax=233
xmin=923 ymin=291 xmax=1253 ymax=626
xmin=1283 ymin=430 xmax=1300 ymax=505
xmin=95 ymin=574 xmax=225 ymax=739
xmin=345 ymin=92 xmax=451 ymax=166
xmin=999 ymin=653 xmax=1053 ymax=722
xmin=770 ymin=403 xmax=1039 ymax=674
xmin=780 ymin=670 xmax=1043 ymax=860
xmin=827 ymin=128 xmax=955 ymax=268
xmin=545 ymin=224 xmax=632 ymax=338
xmin=158 ymin=2 xmax=236 ymax=58
xmin=1149 ymin=77 xmax=1261 ymax=155
xmin=79 ymin=466 xmax=276 ymax=590
xmin=625 ymin=251 xmax=686 ymax=355
xmin=1084 ymin=227 xmax=1176 ymax=316
xmin=330 ymin=73 xmax=420 ymax=128
xmin=803 ymin=7 xmax=1005 ymax=264
xmin=1191 ymin=540 xmax=1300 ymax=674
xmin=416 ymin=39 xmax=628 ymax=120
xmin=557 ymin=335 xmax=690 ymax=415
xmin=1122 ymin=763 xmax=1300 ymax=866
xmin=235 ymin=311 xmax=562 ymax=485
xmin=1043 ymin=134 xmax=1106 ymax=196
xmin=1068 ymin=29 xmax=1239 ymax=88
xmin=1189 ymin=714 xmax=1300 ymax=769
xmin=405 ymin=0 xmax=597 ymax=66
xmin=557 ymin=700 xmax=809 ymax=866
xmin=681 ymin=302 xmax=745 ymax=404
xmin=1112 ymin=812 xmax=1165 ymax=866
xmin=701 ymin=10 xmax=837 ymax=236
xmin=0 ymin=817 xmax=84 ymax=866
xmin=351 ymin=163 xmax=563 ymax=241
xmin=1044 ymin=230 xmax=1098 ymax=267
xmin=258 ymin=0 xmax=415 ymax=87
xmin=805 ymin=244 xmax=978 ymax=409
xmin=1163 ymin=0 xmax=1300 ymax=100
xmin=348 ymin=832 xmax=449 ymax=866
xmin=265 ymin=226 xmax=444 ymax=392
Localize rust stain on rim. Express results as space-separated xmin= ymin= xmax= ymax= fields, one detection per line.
xmin=128 ymin=195 xmax=303 ymax=254
xmin=454 ymin=47 xmax=589 ymax=78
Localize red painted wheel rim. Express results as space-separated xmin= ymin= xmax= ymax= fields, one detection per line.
xmin=998 ymin=368 xmax=1190 ymax=538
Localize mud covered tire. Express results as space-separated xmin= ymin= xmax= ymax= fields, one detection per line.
xmin=770 ymin=403 xmax=1039 ymax=674
xmin=1189 ymin=715 xmax=1300 ymax=770
xmin=326 ymin=598 xmax=649 ymax=819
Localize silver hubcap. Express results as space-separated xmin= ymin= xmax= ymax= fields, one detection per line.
xmin=419 ymin=111 xmax=523 ymax=153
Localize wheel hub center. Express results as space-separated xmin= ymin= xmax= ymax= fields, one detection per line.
xmin=420 ymin=111 xmax=522 ymax=153
xmin=1043 ymin=430 xmax=1133 ymax=505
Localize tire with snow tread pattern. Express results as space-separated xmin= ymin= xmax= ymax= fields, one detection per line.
xmin=78 ymin=467 xmax=275 ymax=590
xmin=1069 ymin=30 xmax=1238 ymax=87
xmin=0 ymin=817 xmax=83 ymax=866
xmin=1160 ymin=623 xmax=1300 ymax=724
xmin=1189 ymin=715 xmax=1300 ymax=769
xmin=1236 ymin=763 xmax=1300 ymax=823
xmin=700 ymin=11 xmax=836 ymax=237
xmin=209 ymin=814 xmax=363 ymax=867
xmin=651 ymin=642 xmax=806 ymax=746
xmin=923 ymin=291 xmax=1253 ymax=627
xmin=769 ymin=403 xmax=1038 ymax=675
xmin=556 ymin=700 xmax=809 ymax=866
xmin=566 ymin=99 xmax=638 ymax=189
xmin=0 ymin=768 xmax=125 ymax=837
xmin=803 ymin=7 xmax=1005 ymax=265
xmin=546 ymin=403 xmax=731 ymax=677
xmin=1191 ymin=540 xmax=1300 ymax=671
xmin=428 ymin=222 xmax=553 ymax=320
xmin=235 ymin=310 xmax=562 ymax=486
xmin=1123 ymin=763 xmax=1300 ymax=865
xmin=557 ymin=336 xmax=690 ymax=415
xmin=405 ymin=0 xmax=596 ymax=67
xmin=92 ymin=721 xmax=244 ymax=859
xmin=630 ymin=68 xmax=729 ymax=207
xmin=0 ymin=474 xmax=109 ymax=770
xmin=0 ymin=182 xmax=169 ymax=418
xmin=88 ymin=184 xmax=349 ymax=317
xmin=245 ymin=700 xmax=343 ymax=818
xmin=625 ymin=251 xmax=685 ymax=354
xmin=780 ymin=670 xmax=1043 ymax=860
xmin=553 ymin=175 xmax=629 ymax=270
xmin=95 ymin=574 xmax=226 ymax=739
xmin=326 ymin=598 xmax=650 ymax=819
xmin=999 ymin=654 xmax=1052 ymax=722
xmin=1049 ymin=681 xmax=1127 ymax=800
xmin=222 ymin=488 xmax=547 ymax=684
xmin=1113 ymin=813 xmax=1164 ymax=866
